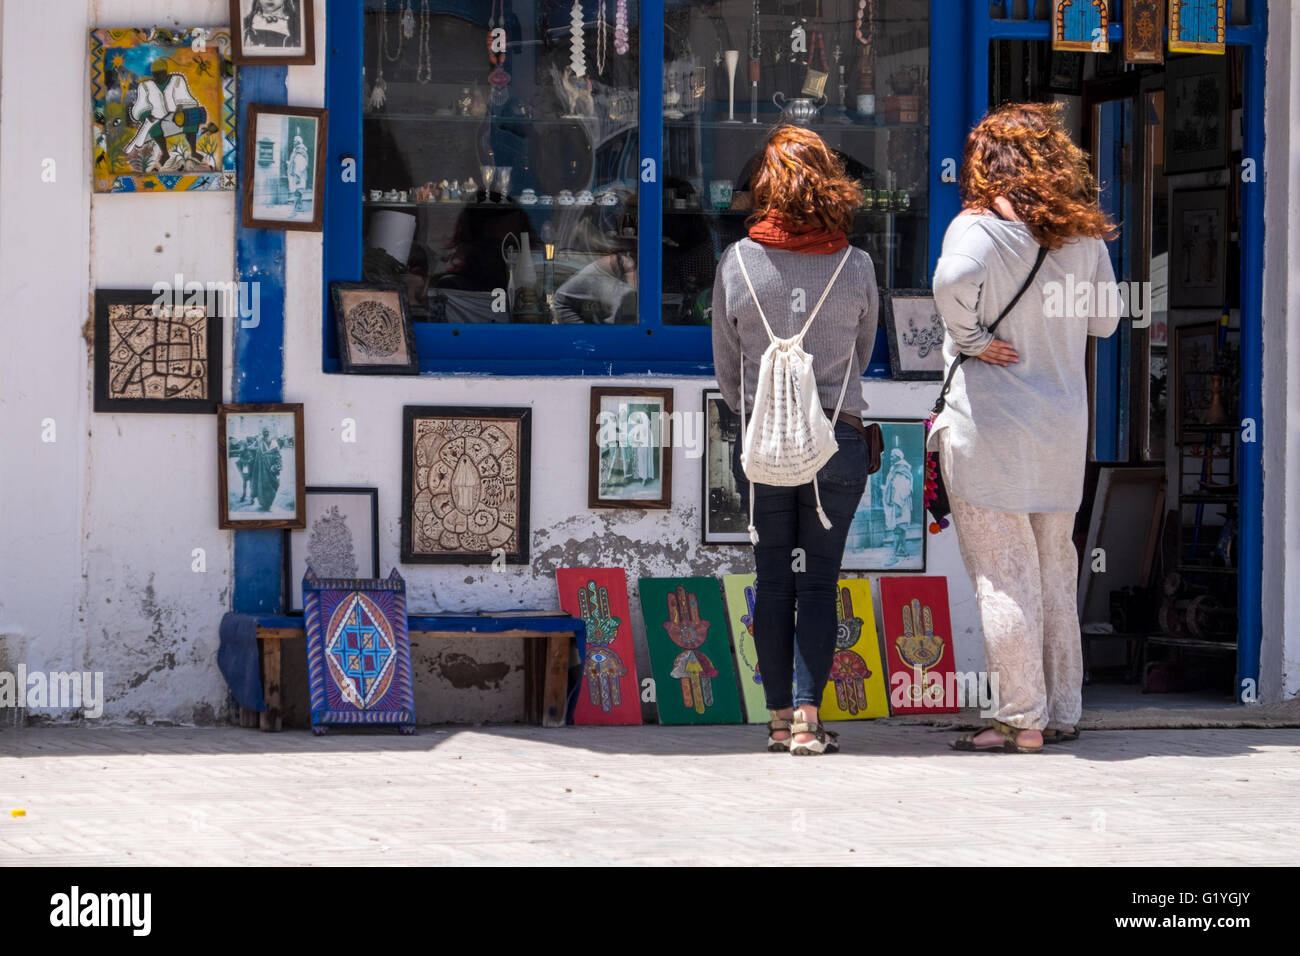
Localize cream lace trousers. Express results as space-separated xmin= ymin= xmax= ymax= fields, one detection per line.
xmin=938 ymin=430 xmax=1083 ymax=730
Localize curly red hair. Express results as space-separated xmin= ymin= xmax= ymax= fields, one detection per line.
xmin=747 ymin=125 xmax=863 ymax=234
xmin=960 ymin=102 xmax=1117 ymax=250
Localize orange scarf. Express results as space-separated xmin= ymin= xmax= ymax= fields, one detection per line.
xmin=748 ymin=214 xmax=849 ymax=254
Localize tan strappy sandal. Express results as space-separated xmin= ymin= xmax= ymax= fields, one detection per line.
xmin=790 ymin=708 xmax=839 ymax=756
xmin=766 ymin=712 xmax=792 ymax=752
xmin=951 ymin=719 xmax=1043 ymax=754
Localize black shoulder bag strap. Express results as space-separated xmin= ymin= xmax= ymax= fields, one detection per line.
xmin=931 ymin=242 xmax=1049 ymax=416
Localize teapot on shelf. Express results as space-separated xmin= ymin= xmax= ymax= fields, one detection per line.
xmin=772 ymin=91 xmax=826 ymax=126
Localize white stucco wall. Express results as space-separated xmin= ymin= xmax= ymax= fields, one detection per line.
xmin=1261 ymin=0 xmax=1299 ymax=702
xmin=0 ymin=0 xmax=1291 ymax=726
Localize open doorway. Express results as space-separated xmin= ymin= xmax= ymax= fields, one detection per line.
xmin=989 ymin=39 xmax=1244 ymax=709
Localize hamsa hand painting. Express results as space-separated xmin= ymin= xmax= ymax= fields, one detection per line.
xmin=90 ymin=27 xmax=237 ymax=193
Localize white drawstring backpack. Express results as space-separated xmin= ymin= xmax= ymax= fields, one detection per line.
xmin=734 ymin=245 xmax=856 ymax=543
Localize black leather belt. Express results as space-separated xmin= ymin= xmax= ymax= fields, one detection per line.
xmin=826 ymin=409 xmax=867 ymax=440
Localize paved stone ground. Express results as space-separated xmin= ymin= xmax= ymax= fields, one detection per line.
xmin=1 ymin=724 xmax=1297 ymax=866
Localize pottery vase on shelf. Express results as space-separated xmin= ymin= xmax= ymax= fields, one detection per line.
xmin=1205 ymin=374 xmax=1230 ymax=425
xmin=663 ymin=69 xmax=684 ymax=120
xmin=773 ymin=91 xmax=825 ymax=126
xmin=724 ymin=50 xmax=741 ymax=123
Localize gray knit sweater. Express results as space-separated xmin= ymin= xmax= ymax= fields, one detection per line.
xmin=927 ymin=214 xmax=1120 ymax=513
xmin=711 ymin=239 xmax=879 ymax=417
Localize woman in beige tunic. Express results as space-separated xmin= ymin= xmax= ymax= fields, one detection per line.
xmin=929 ymin=102 xmax=1120 ymax=754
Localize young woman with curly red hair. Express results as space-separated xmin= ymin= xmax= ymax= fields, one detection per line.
xmin=931 ymin=102 xmax=1120 ymax=754
xmin=712 ymin=125 xmax=878 ymax=755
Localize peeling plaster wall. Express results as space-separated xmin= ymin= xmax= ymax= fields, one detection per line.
xmin=2 ymin=0 xmax=236 ymax=728
xmin=82 ymin=0 xmax=237 ymax=725
xmin=2 ymin=0 xmax=1291 ymax=727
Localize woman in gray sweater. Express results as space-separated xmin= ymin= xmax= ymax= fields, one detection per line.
xmin=712 ymin=125 xmax=878 ymax=755
xmin=931 ymin=103 xmax=1119 ymax=754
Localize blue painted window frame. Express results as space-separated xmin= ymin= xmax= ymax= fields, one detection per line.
xmin=322 ymin=0 xmax=938 ymax=378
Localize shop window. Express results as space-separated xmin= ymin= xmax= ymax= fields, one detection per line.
xmin=660 ymin=0 xmax=930 ymax=324
xmin=325 ymin=0 xmax=931 ymax=374
xmin=360 ymin=0 xmax=641 ymax=327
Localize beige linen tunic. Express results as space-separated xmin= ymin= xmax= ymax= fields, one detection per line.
xmin=927 ymin=215 xmax=1120 ymax=514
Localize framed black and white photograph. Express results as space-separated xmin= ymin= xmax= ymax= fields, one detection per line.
xmin=242 ymin=104 xmax=327 ymax=232
xmin=702 ymin=389 xmax=749 ymax=545
xmin=332 ymin=283 xmax=418 ymax=374
xmin=1164 ymin=54 xmax=1228 ymax=174
xmin=883 ymin=290 xmax=946 ymax=381
xmin=282 ymin=487 xmax=380 ymax=615
xmin=93 ymin=289 xmax=222 ymax=414
xmin=1169 ymin=187 xmax=1227 ymax=309
xmin=842 ymin=419 xmax=927 ymax=572
xmin=218 ymin=403 xmax=305 ymax=530
xmin=589 ymin=387 xmax=673 ymax=510
xmin=229 ymin=0 xmax=315 ymax=65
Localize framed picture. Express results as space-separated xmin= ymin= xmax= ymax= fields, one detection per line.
xmin=401 ymin=405 xmax=531 ymax=564
xmin=242 ymin=104 xmax=327 ymax=231
xmin=1169 ymin=187 xmax=1227 ymax=308
xmin=89 ymin=27 xmax=236 ymax=193
xmin=1076 ymin=466 xmax=1165 ymax=627
xmin=1052 ymin=0 xmax=1109 ymax=53
xmin=331 ymin=283 xmax=418 ymax=374
xmin=1048 ymin=51 xmax=1085 ymax=94
xmin=229 ymin=0 xmax=315 ymax=65
xmin=1123 ymin=0 xmax=1165 ymax=64
xmin=93 ymin=290 xmax=221 ymax=414
xmin=701 ymin=390 xmax=749 ymax=545
xmin=1173 ymin=319 xmax=1220 ymax=445
xmin=218 ymin=403 xmax=305 ymax=529
xmin=1168 ymin=0 xmax=1226 ymax=54
xmin=842 ymin=419 xmax=927 ymax=572
xmin=1164 ymin=55 xmax=1228 ymax=174
xmin=283 ymin=487 xmax=380 ymax=615
xmin=883 ymin=290 xmax=945 ymax=381
xmin=589 ymin=388 xmax=672 ymax=509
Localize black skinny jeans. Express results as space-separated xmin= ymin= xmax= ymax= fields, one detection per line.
xmin=732 ymin=422 xmax=869 ymax=710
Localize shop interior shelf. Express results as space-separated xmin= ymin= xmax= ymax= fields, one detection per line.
xmin=1146 ymin=634 xmax=1238 ymax=651
xmin=364 ymin=112 xmax=634 ymax=126
xmin=662 ymin=206 xmax=924 ymax=217
xmin=363 ymin=199 xmax=605 ymax=210
xmin=1178 ymin=492 xmax=1239 ymax=505
xmin=663 ymin=117 xmax=929 ymax=131
xmin=1174 ymin=564 xmax=1238 ymax=575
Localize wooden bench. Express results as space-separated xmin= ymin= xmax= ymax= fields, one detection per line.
xmin=250 ymin=613 xmax=586 ymax=732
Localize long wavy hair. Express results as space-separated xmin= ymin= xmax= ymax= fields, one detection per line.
xmin=746 ymin=125 xmax=863 ymax=235
xmin=960 ymin=102 xmax=1117 ymax=250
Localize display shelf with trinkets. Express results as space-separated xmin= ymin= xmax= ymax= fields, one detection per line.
xmin=660 ymin=0 xmax=930 ymax=323
xmin=360 ymin=0 xmax=642 ymax=325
